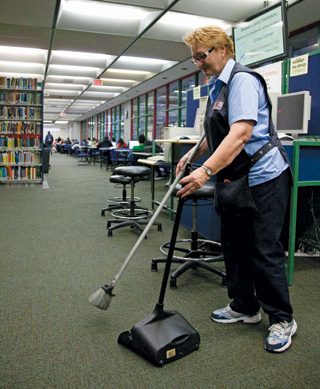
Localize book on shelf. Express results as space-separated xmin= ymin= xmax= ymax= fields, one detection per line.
xmin=0 ymin=137 xmax=41 ymax=148
xmin=0 ymin=121 xmax=41 ymax=134
xmin=0 ymin=165 xmax=40 ymax=181
xmin=0 ymin=76 xmax=42 ymax=184
xmin=0 ymin=77 xmax=38 ymax=90
xmin=0 ymin=91 xmax=41 ymax=105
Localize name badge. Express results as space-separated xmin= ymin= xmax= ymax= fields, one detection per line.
xmin=213 ymin=100 xmax=224 ymax=110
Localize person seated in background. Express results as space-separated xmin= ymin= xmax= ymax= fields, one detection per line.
xmin=117 ymin=138 xmax=128 ymax=148
xmin=128 ymin=134 xmax=146 ymax=164
xmin=56 ymin=138 xmax=65 ymax=153
xmin=97 ymin=136 xmax=113 ymax=148
xmin=65 ymin=137 xmax=72 ymax=144
xmin=92 ymin=137 xmax=98 ymax=147
xmin=70 ymin=139 xmax=79 ymax=155
xmin=97 ymin=136 xmax=113 ymax=165
xmin=52 ymin=139 xmax=58 ymax=153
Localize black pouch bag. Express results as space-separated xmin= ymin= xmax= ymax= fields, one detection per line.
xmin=213 ymin=142 xmax=277 ymax=216
xmin=213 ymin=174 xmax=258 ymax=216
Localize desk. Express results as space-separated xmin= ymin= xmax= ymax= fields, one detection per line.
xmin=153 ymin=139 xmax=199 ymax=218
xmin=98 ymin=147 xmax=114 ymax=170
xmin=113 ymin=148 xmax=130 ymax=165
xmin=132 ymin=151 xmax=153 ymax=159
xmin=287 ymin=140 xmax=320 ymax=284
xmin=137 ymin=158 xmax=171 ymax=210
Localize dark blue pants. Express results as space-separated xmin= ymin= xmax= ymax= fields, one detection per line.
xmin=220 ymin=168 xmax=293 ymax=325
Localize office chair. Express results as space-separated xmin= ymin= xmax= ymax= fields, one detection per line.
xmin=152 ymin=182 xmax=226 ymax=289
xmin=101 ymin=174 xmax=141 ymax=215
xmin=106 ymin=166 xmax=162 ymax=236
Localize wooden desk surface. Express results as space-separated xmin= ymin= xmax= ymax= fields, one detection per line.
xmin=154 ymin=139 xmax=198 ymax=144
xmin=137 ymin=158 xmax=171 ymax=166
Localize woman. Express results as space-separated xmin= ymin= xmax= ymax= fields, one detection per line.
xmin=176 ymin=25 xmax=296 ymax=353
xmin=117 ymin=138 xmax=128 ymax=148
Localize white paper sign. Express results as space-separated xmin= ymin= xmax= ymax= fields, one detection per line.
xmin=290 ymin=54 xmax=308 ymax=77
xmin=255 ymin=61 xmax=282 ymax=94
xmin=193 ymin=86 xmax=201 ymax=100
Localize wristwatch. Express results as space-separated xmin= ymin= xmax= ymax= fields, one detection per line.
xmin=201 ymin=165 xmax=213 ymax=177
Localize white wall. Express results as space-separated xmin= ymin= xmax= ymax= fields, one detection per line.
xmin=43 ymin=126 xmax=67 ymax=142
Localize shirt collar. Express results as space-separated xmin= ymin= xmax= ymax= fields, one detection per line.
xmin=208 ymin=58 xmax=235 ymax=89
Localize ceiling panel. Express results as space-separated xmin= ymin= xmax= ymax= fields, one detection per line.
xmin=0 ymin=0 xmax=276 ymax=124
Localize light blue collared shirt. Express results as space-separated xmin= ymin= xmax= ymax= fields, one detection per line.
xmin=208 ymin=58 xmax=288 ymax=186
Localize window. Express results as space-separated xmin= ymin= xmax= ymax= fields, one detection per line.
xmin=168 ymin=80 xmax=179 ymax=110
xmin=181 ymin=75 xmax=196 ymax=106
xmin=156 ymin=86 xmax=167 ymax=139
xmin=289 ymin=26 xmax=319 ymax=57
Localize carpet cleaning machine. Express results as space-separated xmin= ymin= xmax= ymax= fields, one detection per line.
xmin=89 ymin=133 xmax=206 ymax=367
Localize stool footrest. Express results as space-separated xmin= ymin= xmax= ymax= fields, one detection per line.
xmin=160 ymin=239 xmax=223 ymax=262
xmin=111 ymin=208 xmax=153 ymax=221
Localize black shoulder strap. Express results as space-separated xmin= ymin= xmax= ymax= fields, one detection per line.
xmin=249 ymin=141 xmax=276 ymax=168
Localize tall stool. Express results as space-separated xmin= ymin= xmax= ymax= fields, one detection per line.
xmin=107 ymin=166 xmax=162 ymax=236
xmin=101 ymin=175 xmax=141 ymax=216
xmin=152 ymin=182 xmax=226 ymax=289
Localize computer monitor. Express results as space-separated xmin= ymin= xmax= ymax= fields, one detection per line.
xmin=276 ymin=91 xmax=311 ymax=138
xmin=129 ymin=140 xmax=140 ymax=149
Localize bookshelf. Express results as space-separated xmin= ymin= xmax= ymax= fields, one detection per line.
xmin=0 ymin=77 xmax=43 ymax=184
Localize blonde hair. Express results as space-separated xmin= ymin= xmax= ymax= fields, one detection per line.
xmin=183 ymin=26 xmax=234 ymax=58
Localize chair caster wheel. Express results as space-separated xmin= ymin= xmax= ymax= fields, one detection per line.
xmin=169 ymin=278 xmax=177 ymax=289
xmin=158 ymin=224 xmax=162 ymax=231
xmin=151 ymin=262 xmax=158 ymax=272
xmin=101 ymin=210 xmax=105 ymax=216
xmin=108 ymin=229 xmax=113 ymax=237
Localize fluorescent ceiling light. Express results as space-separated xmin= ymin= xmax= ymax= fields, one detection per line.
xmin=83 ymin=91 xmax=119 ymax=97
xmin=44 ymin=99 xmax=73 ymax=103
xmin=55 ymin=121 xmax=69 ymax=124
xmin=71 ymin=100 xmax=99 ymax=104
xmin=0 ymin=46 xmax=46 ymax=55
xmin=45 ymin=83 xmax=85 ymax=88
xmin=0 ymin=61 xmax=44 ymax=68
xmin=44 ymin=89 xmax=81 ymax=95
xmin=52 ymin=50 xmax=109 ymax=60
xmin=159 ymin=12 xmax=231 ymax=30
xmin=62 ymin=0 xmax=148 ymax=20
xmin=100 ymin=78 xmax=136 ymax=83
xmin=48 ymin=75 xmax=93 ymax=81
xmin=107 ymin=69 xmax=150 ymax=75
xmin=0 ymin=72 xmax=43 ymax=79
xmin=120 ymin=56 xmax=170 ymax=65
xmin=90 ymin=85 xmax=124 ymax=90
xmin=49 ymin=64 xmax=100 ymax=72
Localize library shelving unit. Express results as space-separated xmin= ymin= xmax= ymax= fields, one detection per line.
xmin=0 ymin=77 xmax=43 ymax=184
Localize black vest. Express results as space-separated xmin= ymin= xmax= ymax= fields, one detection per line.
xmin=204 ymin=62 xmax=291 ymax=183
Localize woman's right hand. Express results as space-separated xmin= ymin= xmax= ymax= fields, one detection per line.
xmin=175 ymin=153 xmax=190 ymax=177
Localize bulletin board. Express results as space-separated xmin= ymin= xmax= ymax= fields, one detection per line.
xmin=288 ymin=52 xmax=320 ymax=136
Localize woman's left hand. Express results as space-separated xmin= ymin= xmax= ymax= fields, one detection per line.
xmin=176 ymin=167 xmax=210 ymax=198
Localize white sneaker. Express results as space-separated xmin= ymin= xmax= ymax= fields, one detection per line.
xmin=265 ymin=319 xmax=297 ymax=352
xmin=211 ymin=304 xmax=261 ymax=324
